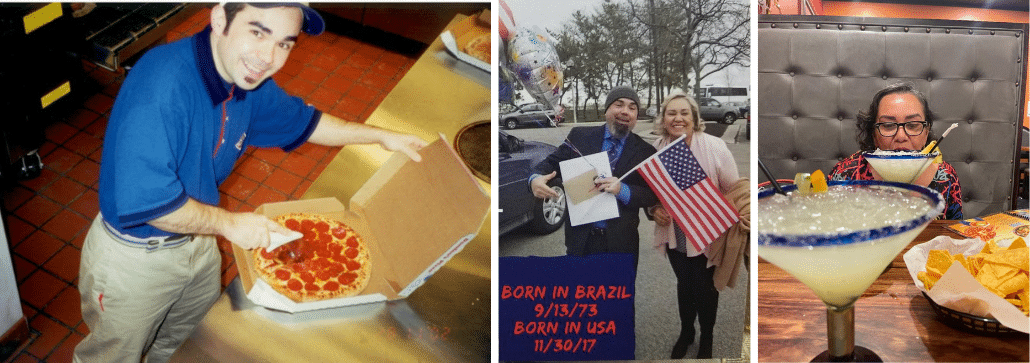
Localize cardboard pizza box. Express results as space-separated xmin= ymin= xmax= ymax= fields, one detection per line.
xmin=231 ymin=136 xmax=489 ymax=313
xmin=450 ymin=9 xmax=489 ymax=52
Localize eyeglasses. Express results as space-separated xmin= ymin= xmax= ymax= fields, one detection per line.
xmin=874 ymin=121 xmax=927 ymax=137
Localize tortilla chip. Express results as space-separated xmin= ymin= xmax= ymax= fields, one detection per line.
xmin=979 ymin=240 xmax=1001 ymax=255
xmin=977 ymin=263 xmax=1021 ymax=298
xmin=921 ymin=241 xmax=1029 ymax=315
xmin=967 ymin=254 xmax=985 ymax=276
xmin=1008 ymin=237 xmax=1027 ymax=250
xmin=983 ymin=248 xmax=1029 ymax=271
xmin=994 ymin=273 xmax=1028 ymax=297
xmin=926 ymin=249 xmax=954 ymax=276
xmin=918 ymin=271 xmax=938 ymax=291
xmin=980 ymin=261 xmax=1020 ymax=280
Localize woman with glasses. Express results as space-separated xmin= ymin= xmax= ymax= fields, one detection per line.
xmin=829 ymin=83 xmax=963 ymax=219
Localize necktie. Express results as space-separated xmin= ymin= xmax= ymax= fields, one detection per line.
xmin=593 ymin=137 xmax=621 ymax=229
xmin=607 ymin=139 xmax=620 ymax=168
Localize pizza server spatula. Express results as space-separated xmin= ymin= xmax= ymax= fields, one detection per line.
xmin=266 ymin=231 xmax=303 ymax=252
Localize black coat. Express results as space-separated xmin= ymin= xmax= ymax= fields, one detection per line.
xmin=532 ymin=125 xmax=658 ymax=256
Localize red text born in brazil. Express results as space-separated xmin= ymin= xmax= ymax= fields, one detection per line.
xmin=574 ymin=285 xmax=631 ymax=300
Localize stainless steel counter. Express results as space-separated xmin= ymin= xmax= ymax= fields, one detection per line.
xmin=170 ymin=14 xmax=491 ymax=363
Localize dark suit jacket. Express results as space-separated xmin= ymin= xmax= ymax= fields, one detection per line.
xmin=532 ymin=125 xmax=658 ymax=256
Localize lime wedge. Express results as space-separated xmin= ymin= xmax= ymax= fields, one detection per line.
xmin=794 ymin=173 xmax=811 ymax=194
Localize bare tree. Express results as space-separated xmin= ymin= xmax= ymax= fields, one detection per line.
xmin=545 ymin=0 xmax=748 ymax=121
xmin=554 ymin=19 xmax=585 ymax=121
xmin=628 ymin=0 xmax=682 ymax=107
xmin=555 ymin=10 xmax=611 ymax=117
xmin=672 ymin=0 xmax=750 ymax=96
xmin=555 ymin=2 xmax=651 ymax=117
xmin=596 ymin=1 xmax=642 ymax=89
xmin=630 ymin=0 xmax=749 ymax=98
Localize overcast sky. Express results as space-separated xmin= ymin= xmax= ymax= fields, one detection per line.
xmin=504 ymin=0 xmax=602 ymax=35
xmin=502 ymin=0 xmax=750 ymax=104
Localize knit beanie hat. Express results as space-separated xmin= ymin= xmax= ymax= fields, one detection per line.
xmin=604 ymin=85 xmax=640 ymax=112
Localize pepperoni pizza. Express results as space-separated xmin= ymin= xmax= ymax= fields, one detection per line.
xmin=462 ymin=33 xmax=490 ymax=64
xmin=253 ymin=213 xmax=371 ymax=302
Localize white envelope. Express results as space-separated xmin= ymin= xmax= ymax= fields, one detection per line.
xmin=559 ymin=151 xmax=619 ymax=226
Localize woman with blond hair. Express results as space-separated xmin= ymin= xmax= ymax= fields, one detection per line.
xmin=650 ymin=89 xmax=742 ymax=359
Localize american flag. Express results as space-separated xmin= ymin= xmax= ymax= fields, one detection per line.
xmin=637 ymin=138 xmax=739 ymax=252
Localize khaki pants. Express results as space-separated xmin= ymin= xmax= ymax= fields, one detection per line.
xmin=74 ymin=215 xmax=221 ymax=363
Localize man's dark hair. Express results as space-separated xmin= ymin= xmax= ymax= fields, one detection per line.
xmin=855 ymin=83 xmax=936 ymax=151
xmin=222 ymin=3 xmax=247 ymax=35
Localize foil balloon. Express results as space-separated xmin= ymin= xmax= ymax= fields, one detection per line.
xmin=507 ymin=26 xmax=564 ymax=113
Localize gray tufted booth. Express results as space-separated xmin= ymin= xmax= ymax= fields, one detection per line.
xmin=758 ymin=15 xmax=1028 ymax=218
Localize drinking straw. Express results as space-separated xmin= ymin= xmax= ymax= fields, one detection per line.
xmin=909 ymin=123 xmax=958 ymax=184
xmin=924 ymin=123 xmax=958 ymax=157
xmin=758 ymin=158 xmax=787 ymax=196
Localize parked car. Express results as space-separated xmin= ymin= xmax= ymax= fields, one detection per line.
xmin=498 ymin=131 xmax=567 ymax=235
xmin=697 ymin=97 xmax=740 ymax=124
xmin=500 ymin=103 xmax=561 ymax=129
xmin=724 ymin=101 xmax=749 ymax=115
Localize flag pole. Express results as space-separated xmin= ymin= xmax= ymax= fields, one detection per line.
xmin=617 ymin=134 xmax=687 ymax=182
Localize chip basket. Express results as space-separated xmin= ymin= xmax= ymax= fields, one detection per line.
xmin=921 ymin=292 xmax=1024 ymax=335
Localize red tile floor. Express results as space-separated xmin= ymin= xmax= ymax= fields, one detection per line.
xmin=5 ymin=9 xmax=415 ymax=362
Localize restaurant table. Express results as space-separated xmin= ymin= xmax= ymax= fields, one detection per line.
xmin=758 ymin=220 xmax=1029 ymax=362
xmin=169 ymin=14 xmax=490 ymax=363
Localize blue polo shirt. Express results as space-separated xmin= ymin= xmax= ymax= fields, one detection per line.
xmin=99 ymin=26 xmax=321 ymax=238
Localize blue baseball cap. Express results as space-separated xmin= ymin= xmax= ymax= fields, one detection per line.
xmin=250 ymin=3 xmax=325 ymax=36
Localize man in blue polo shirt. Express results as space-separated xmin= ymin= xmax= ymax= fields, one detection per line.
xmin=74 ymin=4 xmax=427 ymax=362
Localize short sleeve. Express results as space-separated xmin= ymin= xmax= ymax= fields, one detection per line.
xmin=247 ymin=80 xmax=320 ymax=151
xmin=101 ymin=49 xmax=190 ymax=228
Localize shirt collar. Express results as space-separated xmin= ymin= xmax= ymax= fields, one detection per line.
xmin=193 ymin=26 xmax=247 ymax=105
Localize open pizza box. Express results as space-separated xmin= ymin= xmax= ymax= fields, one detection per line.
xmin=231 ymin=136 xmax=489 ymax=313
xmin=441 ymin=9 xmax=490 ymax=71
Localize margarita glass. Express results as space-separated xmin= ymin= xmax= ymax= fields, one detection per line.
xmin=757 ymin=180 xmax=944 ymax=362
xmin=863 ymin=150 xmax=939 ymax=183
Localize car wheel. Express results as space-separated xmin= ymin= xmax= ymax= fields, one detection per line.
xmin=722 ymin=113 xmax=737 ymax=124
xmin=505 ymin=119 xmax=518 ymax=129
xmin=526 ymin=178 xmax=566 ymax=234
